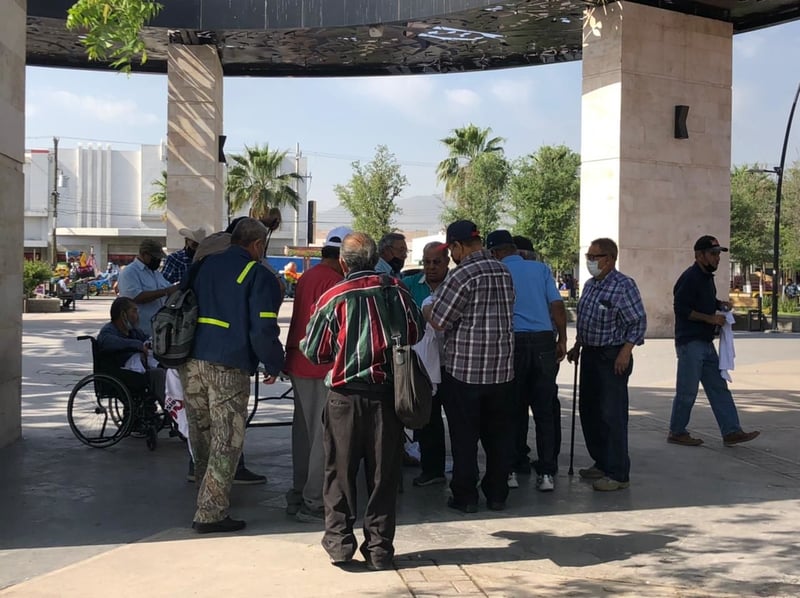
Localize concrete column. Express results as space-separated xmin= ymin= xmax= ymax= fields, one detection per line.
xmin=0 ymin=0 xmax=25 ymax=447
xmin=581 ymin=2 xmax=732 ymax=337
xmin=166 ymin=45 xmax=225 ymax=250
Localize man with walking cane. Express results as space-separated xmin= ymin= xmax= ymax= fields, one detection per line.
xmin=566 ymin=238 xmax=646 ymax=491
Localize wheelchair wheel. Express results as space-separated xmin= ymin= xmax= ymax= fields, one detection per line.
xmin=67 ymin=374 xmax=133 ymax=448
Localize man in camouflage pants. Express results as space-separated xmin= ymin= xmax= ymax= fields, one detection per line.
xmin=181 ymin=218 xmax=284 ymax=533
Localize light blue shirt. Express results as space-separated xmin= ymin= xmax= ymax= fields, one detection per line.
xmin=501 ymin=254 xmax=562 ymax=333
xmin=375 ymin=257 xmax=396 ymax=276
xmin=117 ymin=258 xmax=172 ymax=338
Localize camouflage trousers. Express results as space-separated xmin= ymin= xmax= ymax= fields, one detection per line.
xmin=179 ymin=359 xmax=250 ymax=523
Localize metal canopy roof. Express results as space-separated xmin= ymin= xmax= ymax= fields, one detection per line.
xmin=26 ymin=0 xmax=800 ymax=77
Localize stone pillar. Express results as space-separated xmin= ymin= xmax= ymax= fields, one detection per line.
xmin=166 ymin=45 xmax=225 ymax=250
xmin=0 ymin=0 xmax=25 ymax=447
xmin=581 ymin=2 xmax=732 ymax=337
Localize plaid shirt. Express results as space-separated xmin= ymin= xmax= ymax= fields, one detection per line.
xmin=162 ymin=249 xmax=192 ymax=283
xmin=576 ymin=269 xmax=647 ymax=347
xmin=430 ymin=249 xmax=515 ymax=385
xmin=301 ymin=270 xmax=425 ymax=389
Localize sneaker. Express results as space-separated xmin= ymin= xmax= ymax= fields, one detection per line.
xmin=412 ymin=472 xmax=447 ymax=487
xmin=723 ymin=430 xmax=760 ymax=446
xmin=234 ymin=467 xmax=267 ymax=485
xmin=536 ymin=474 xmax=555 ymax=492
xmin=592 ymin=477 xmax=630 ymax=492
xmin=578 ymin=465 xmax=604 ymax=480
xmin=667 ymin=432 xmax=704 ymax=446
xmin=507 ymin=473 xmax=519 ymax=489
xmin=192 ymin=516 xmax=246 ymax=534
xmin=295 ymin=505 xmax=325 ymax=523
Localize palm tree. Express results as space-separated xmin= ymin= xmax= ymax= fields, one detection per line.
xmin=148 ymin=170 xmax=167 ymax=211
xmin=226 ymin=144 xmax=302 ymax=220
xmin=436 ymin=124 xmax=505 ymax=199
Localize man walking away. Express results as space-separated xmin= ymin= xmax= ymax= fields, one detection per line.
xmin=668 ymin=235 xmax=759 ymax=447
xmin=302 ymin=232 xmax=424 ymax=570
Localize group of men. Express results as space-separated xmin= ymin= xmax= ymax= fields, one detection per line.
xmin=100 ymin=216 xmax=759 ymax=571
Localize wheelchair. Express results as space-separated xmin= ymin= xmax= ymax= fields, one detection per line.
xmin=67 ymin=335 xmax=169 ymax=450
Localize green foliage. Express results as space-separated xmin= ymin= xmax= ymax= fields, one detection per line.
xmin=778 ymin=161 xmax=800 ymax=271
xmin=23 ymin=260 xmax=54 ymax=298
xmin=334 ymin=145 xmax=407 ymax=241
xmin=436 ymin=124 xmax=505 ymax=201
xmin=67 ymin=0 xmax=163 ymax=73
xmin=507 ymin=145 xmax=581 ymax=271
xmin=441 ymin=152 xmax=508 ymax=238
xmin=729 ymin=165 xmax=774 ymax=268
xmin=148 ymin=169 xmax=167 ymax=210
xmin=226 ymin=144 xmax=302 ymax=219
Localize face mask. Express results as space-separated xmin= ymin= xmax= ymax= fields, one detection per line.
xmin=705 ymin=262 xmax=718 ymax=273
xmin=147 ymin=257 xmax=162 ymax=271
xmin=122 ymin=314 xmax=133 ymax=331
xmin=586 ymin=260 xmax=602 ymax=278
xmin=388 ymin=257 xmax=405 ymax=273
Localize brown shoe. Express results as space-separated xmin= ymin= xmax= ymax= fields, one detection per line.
xmin=723 ymin=430 xmax=760 ymax=446
xmin=667 ymin=432 xmax=704 ymax=446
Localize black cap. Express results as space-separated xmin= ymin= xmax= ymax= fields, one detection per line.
xmin=512 ymin=235 xmax=534 ymax=252
xmin=485 ymin=229 xmax=514 ymax=250
xmin=694 ymin=235 xmax=728 ymax=252
xmin=445 ymin=220 xmax=480 ymax=246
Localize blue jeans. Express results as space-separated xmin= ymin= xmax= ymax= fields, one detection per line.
xmin=670 ymin=340 xmax=742 ymax=437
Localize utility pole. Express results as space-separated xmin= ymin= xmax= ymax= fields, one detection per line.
xmin=293 ymin=142 xmax=301 ymax=247
xmin=50 ymin=137 xmax=60 ymax=268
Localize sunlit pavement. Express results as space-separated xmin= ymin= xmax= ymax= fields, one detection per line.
xmin=1 ymin=298 xmax=799 ymax=597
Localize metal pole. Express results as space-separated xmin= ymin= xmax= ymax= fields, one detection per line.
xmin=293 ymin=142 xmax=300 ymax=247
xmin=770 ymin=81 xmax=800 ymax=331
xmin=50 ymin=137 xmax=59 ymax=268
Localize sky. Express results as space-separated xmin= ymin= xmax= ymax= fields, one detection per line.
xmin=24 ymin=19 xmax=800 ymax=214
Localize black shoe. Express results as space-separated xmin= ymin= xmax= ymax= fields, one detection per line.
xmin=364 ymin=555 xmax=393 ymax=571
xmin=447 ymin=497 xmax=477 ymax=514
xmin=192 ymin=516 xmax=246 ymax=534
xmin=487 ymin=500 xmax=506 ymax=511
xmin=234 ymin=467 xmax=267 ymax=485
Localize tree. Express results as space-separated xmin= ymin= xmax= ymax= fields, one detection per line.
xmin=779 ymin=161 xmax=800 ymax=273
xmin=441 ymin=152 xmax=509 ymax=238
xmin=226 ymin=144 xmax=302 ymax=220
xmin=506 ymin=145 xmax=581 ymax=271
xmin=67 ymin=0 xmax=163 ymax=73
xmin=436 ymin=124 xmax=504 ymax=201
xmin=334 ymin=145 xmax=407 ymax=241
xmin=730 ymin=165 xmax=774 ymax=272
xmin=148 ymin=170 xmax=167 ymax=211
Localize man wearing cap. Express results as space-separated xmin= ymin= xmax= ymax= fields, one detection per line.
xmin=424 ymin=220 xmax=515 ymax=513
xmin=487 ymin=229 xmax=566 ymax=493
xmin=284 ymin=226 xmax=351 ymax=523
xmin=566 ymin=237 xmax=646 ymax=491
xmin=117 ymin=239 xmax=178 ymax=338
xmin=668 ymin=235 xmax=760 ymax=447
xmin=162 ymin=227 xmax=206 ymax=284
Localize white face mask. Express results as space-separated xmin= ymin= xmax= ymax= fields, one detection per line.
xmin=586 ymin=260 xmax=603 ymax=278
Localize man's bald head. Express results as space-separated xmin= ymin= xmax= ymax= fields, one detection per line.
xmin=340 ymin=232 xmax=379 ymax=273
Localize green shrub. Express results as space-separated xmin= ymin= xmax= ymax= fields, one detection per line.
xmin=23 ymin=260 xmax=53 ymax=297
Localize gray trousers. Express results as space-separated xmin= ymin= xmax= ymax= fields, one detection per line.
xmin=287 ymin=375 xmax=328 ymax=512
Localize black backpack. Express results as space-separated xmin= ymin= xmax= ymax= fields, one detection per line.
xmin=151 ymin=263 xmax=201 ymax=367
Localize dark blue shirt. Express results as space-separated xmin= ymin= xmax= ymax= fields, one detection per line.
xmin=673 ymin=262 xmax=719 ymax=345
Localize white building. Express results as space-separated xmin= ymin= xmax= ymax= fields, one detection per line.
xmin=23 ymin=143 xmax=309 ymax=266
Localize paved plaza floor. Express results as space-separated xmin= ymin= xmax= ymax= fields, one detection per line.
xmin=1 ymin=297 xmax=799 ymax=597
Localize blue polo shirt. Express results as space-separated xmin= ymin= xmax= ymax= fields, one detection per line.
xmin=402 ymin=271 xmax=435 ymax=307
xmin=501 ymin=254 xmax=562 ymax=333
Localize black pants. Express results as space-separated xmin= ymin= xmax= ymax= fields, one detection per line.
xmin=321 ymin=387 xmax=403 ymax=565
xmin=511 ymin=332 xmax=560 ymax=475
xmin=441 ymin=372 xmax=514 ymax=507
xmin=579 ymin=345 xmax=632 ymax=482
xmin=416 ymin=377 xmax=446 ymax=477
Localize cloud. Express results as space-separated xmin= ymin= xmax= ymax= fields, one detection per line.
xmin=347 ymin=75 xmax=436 ymax=120
xmin=489 ymin=78 xmax=534 ymax=105
xmin=444 ymin=88 xmax=481 ymax=109
xmin=29 ymin=90 xmax=160 ymax=126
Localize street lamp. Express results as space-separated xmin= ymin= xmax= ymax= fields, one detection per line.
xmin=759 ymin=81 xmax=800 ymax=332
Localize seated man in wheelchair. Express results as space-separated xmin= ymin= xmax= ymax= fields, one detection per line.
xmin=97 ymin=296 xmax=166 ymax=407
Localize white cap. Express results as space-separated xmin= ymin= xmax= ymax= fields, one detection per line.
xmin=178 ymin=227 xmax=206 ymax=244
xmin=324 ymin=226 xmax=353 ymax=248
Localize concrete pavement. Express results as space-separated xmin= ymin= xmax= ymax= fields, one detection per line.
xmin=1 ymin=297 xmax=799 ymax=597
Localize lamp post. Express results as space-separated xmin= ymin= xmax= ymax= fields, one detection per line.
xmin=761 ymin=81 xmax=800 ymax=332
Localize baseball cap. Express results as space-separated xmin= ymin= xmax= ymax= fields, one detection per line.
xmin=324 ymin=226 xmax=353 ymax=248
xmin=444 ymin=220 xmax=480 ymax=247
xmin=139 ymin=238 xmax=166 ymax=258
xmin=512 ymin=235 xmax=535 ymax=252
xmin=693 ymin=235 xmax=728 ymax=252
xmin=485 ymin=229 xmax=514 ymax=250
xmin=178 ymin=227 xmax=206 ymax=244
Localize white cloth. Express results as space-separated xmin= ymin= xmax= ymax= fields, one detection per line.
xmin=718 ymin=310 xmax=736 ymax=382
xmin=412 ymin=325 xmax=442 ymax=386
xmin=164 ymin=368 xmax=191 ymax=454
xmin=122 ymin=350 xmax=159 ymax=373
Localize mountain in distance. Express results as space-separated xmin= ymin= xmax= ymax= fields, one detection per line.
xmin=314 ymin=194 xmax=446 ymax=238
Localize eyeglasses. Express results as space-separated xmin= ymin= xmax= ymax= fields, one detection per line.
xmin=585 ymin=253 xmax=608 ymax=260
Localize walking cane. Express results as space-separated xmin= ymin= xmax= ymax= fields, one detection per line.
xmin=568 ymin=356 xmax=578 ymax=476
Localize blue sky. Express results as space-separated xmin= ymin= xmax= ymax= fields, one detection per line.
xmin=25 ymin=19 xmax=800 ymax=212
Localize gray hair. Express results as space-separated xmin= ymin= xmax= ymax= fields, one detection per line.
xmin=231 ymin=217 xmax=268 ymax=247
xmin=378 ymin=232 xmax=406 ymax=255
xmin=341 ymin=232 xmax=379 ymax=272
xmin=423 ymin=241 xmax=449 ymax=258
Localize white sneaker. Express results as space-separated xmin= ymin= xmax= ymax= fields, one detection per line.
xmin=536 ymin=474 xmax=555 ymax=492
xmin=507 ymin=473 xmax=519 ymax=489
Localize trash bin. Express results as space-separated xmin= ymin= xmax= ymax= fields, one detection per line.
xmin=747 ymin=295 xmax=763 ymax=332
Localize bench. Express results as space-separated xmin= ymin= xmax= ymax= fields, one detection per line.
xmin=729 ymin=293 xmax=764 ymax=331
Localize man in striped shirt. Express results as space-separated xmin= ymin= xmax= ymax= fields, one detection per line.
xmin=425 ymin=220 xmax=516 ymax=513
xmin=301 ymin=232 xmax=424 ymax=571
